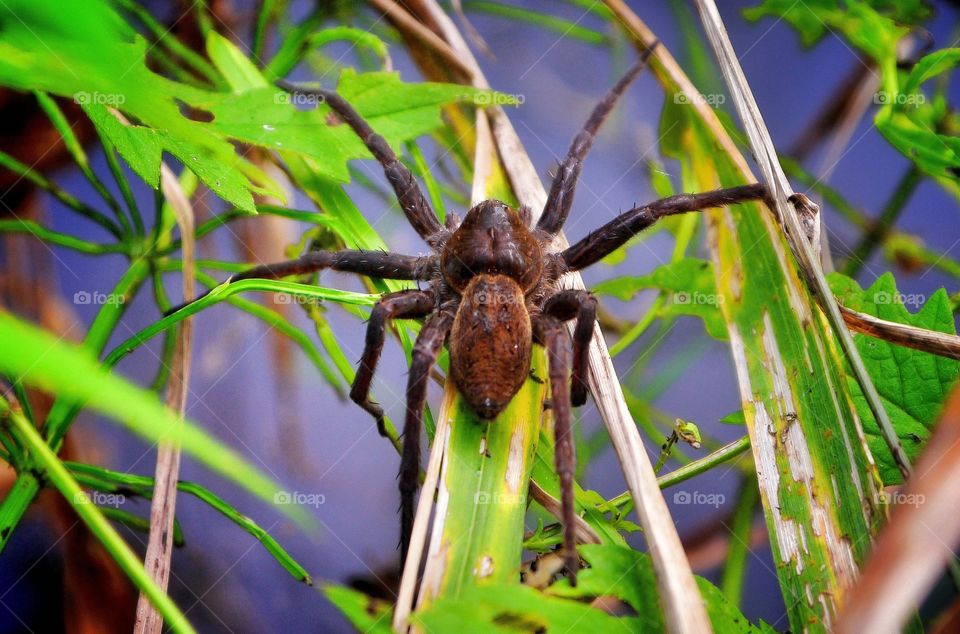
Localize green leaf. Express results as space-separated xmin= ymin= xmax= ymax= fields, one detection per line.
xmin=744 ymin=0 xmax=916 ymax=54
xmin=415 ymin=583 xmax=641 ymax=632
xmin=206 ymin=32 xmax=268 ymax=91
xmin=829 ymin=272 xmax=960 ymax=483
xmin=82 ymin=103 xmax=164 ymax=187
xmin=0 ymin=4 xmax=483 ymax=213
xmin=0 ymin=0 xmax=275 ymax=212
xmin=720 ymin=410 xmax=746 ymax=425
xmin=593 ymin=259 xmax=728 ymax=339
xmin=322 ymin=585 xmax=393 ymax=634
xmin=0 ymin=311 xmax=306 ymax=525
xmin=549 ymin=544 xmax=773 ymax=633
xmin=198 ymin=69 xmax=487 ymax=184
xmin=901 ymin=48 xmax=960 ymax=96
xmin=874 ymin=47 xmax=960 ymax=189
xmin=530 ymin=431 xmax=636 ymax=548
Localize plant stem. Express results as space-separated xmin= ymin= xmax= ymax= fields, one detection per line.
xmin=0 ymin=261 xmax=149 ymax=554
xmin=33 ymin=91 xmax=133 ymax=238
xmin=609 ymin=295 xmax=665 ymax=356
xmin=0 ymin=150 xmax=124 ymax=240
xmin=115 ymin=0 xmax=223 ymax=87
xmin=606 ymin=435 xmax=751 ymax=509
xmin=2 ymin=402 xmax=196 ymax=633
xmin=0 ymin=220 xmax=129 ymax=255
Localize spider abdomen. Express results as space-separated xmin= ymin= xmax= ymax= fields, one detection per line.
xmin=449 ymin=274 xmax=532 ymax=420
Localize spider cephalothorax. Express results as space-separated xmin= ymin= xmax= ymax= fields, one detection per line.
xmin=185 ymin=48 xmax=770 ymax=584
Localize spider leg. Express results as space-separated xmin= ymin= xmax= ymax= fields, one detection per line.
xmin=351 ymin=290 xmax=436 ymax=437
xmin=561 ymin=184 xmax=770 ymax=271
xmin=533 ymin=314 xmax=579 ymax=585
xmin=536 ymin=45 xmax=657 ymax=237
xmin=399 ymin=307 xmax=455 ymax=563
xmin=543 ymin=290 xmax=597 ymax=407
xmin=165 ymin=250 xmax=435 ymax=315
xmin=278 ymin=81 xmax=444 ymax=245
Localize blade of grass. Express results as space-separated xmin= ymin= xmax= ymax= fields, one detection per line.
xmin=693 ymin=0 xmax=910 ymax=477
xmin=1 ymin=400 xmax=196 ymax=634
xmin=601 ymin=1 xmax=889 ymax=627
xmin=98 ymin=507 xmax=185 ymax=548
xmin=34 ymin=91 xmax=133 ymax=237
xmin=397 ymin=103 xmax=550 ymax=630
xmin=406 ymin=3 xmax=713 ymax=630
xmin=0 ymin=149 xmax=124 ymax=240
xmin=67 ymin=461 xmax=312 ymax=584
xmin=460 ymin=1 xmax=608 ymax=45
xmin=0 ymin=259 xmax=150 ymax=554
xmin=0 ymin=219 xmax=129 ymax=254
xmin=0 ymin=310 xmax=308 ymax=528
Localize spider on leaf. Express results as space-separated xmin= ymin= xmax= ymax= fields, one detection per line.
xmin=175 ymin=47 xmax=773 ymax=585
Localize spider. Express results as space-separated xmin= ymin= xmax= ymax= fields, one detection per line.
xmin=178 ymin=49 xmax=769 ymax=584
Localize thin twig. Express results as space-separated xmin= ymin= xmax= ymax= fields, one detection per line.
xmin=843 ymin=165 xmax=922 ymax=276
xmin=840 ymin=305 xmax=960 ymax=360
xmin=133 ymin=162 xmax=196 ymax=634
xmin=367 ymin=0 xmax=474 ymax=81
xmin=393 ymin=397 xmax=451 ymax=631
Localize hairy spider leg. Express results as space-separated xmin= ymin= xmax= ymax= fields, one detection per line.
xmin=399 ymin=307 xmax=455 ymax=562
xmin=543 ymin=289 xmax=597 ymax=407
xmin=350 ymin=290 xmax=436 ymax=437
xmin=164 ymin=250 xmax=434 ymax=315
xmin=537 ymin=43 xmax=658 ymax=237
xmin=278 ymin=80 xmax=445 ymax=245
xmin=533 ymin=314 xmax=579 ymax=584
xmin=562 ymin=184 xmax=770 ymax=271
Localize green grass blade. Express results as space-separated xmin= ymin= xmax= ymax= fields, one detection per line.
xmin=0 ymin=219 xmax=128 ymax=255
xmin=66 ymin=461 xmax=312 ymax=584
xmin=0 ymin=311 xmax=309 ymax=528
xmin=417 ymin=354 xmax=548 ymax=602
xmin=1 ymin=402 xmax=196 ymax=634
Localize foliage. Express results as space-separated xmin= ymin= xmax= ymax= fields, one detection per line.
xmin=746 ymin=0 xmax=960 ymax=197
xmin=0 ymin=0 xmax=956 ymax=631
xmin=829 ymin=273 xmax=960 ymax=483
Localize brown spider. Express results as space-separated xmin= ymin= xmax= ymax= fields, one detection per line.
xmin=180 ymin=50 xmax=768 ymax=584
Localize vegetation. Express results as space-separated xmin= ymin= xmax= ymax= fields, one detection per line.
xmin=0 ymin=1 xmax=957 ymax=632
